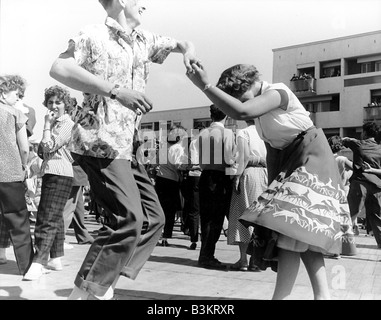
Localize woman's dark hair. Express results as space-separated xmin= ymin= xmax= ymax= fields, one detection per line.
xmin=216 ymin=64 xmax=261 ymax=98
xmin=43 ymin=85 xmax=71 ymax=112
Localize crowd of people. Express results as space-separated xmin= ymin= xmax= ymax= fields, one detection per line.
xmin=1 ymin=0 xmax=381 ymax=300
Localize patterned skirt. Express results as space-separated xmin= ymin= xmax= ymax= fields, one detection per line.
xmin=239 ymin=128 xmax=356 ymax=271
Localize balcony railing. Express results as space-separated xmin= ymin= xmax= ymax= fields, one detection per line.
xmin=364 ymin=105 xmax=381 ymax=122
xmin=290 ymin=78 xmax=316 ymax=96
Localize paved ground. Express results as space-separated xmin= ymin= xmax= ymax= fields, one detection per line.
xmin=1 ymin=214 xmax=381 ymax=302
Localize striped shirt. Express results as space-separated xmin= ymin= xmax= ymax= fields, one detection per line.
xmin=39 ymin=114 xmax=74 ymax=178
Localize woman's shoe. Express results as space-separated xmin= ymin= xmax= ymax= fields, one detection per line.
xmin=248 ymin=264 xmax=261 ymax=272
xmin=23 ymin=263 xmax=50 ymax=281
xmin=230 ymin=260 xmax=248 ymax=271
xmin=46 ymin=258 xmax=63 ymax=271
xmin=248 ymin=257 xmax=261 ymax=272
xmin=189 ymin=242 xmax=197 ymax=250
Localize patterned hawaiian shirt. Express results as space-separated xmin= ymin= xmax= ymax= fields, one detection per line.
xmin=69 ymin=17 xmax=177 ymax=160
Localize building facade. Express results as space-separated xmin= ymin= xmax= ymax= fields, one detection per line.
xmin=139 ymin=105 xmax=246 ymax=141
xmin=273 ymin=30 xmax=381 ymax=139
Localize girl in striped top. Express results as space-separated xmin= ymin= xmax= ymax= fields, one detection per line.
xmin=24 ymin=86 xmax=74 ymax=280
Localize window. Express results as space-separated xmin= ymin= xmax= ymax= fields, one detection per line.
xmin=302 ymin=94 xmax=340 ymax=113
xmin=297 ymin=67 xmax=315 ymax=79
xmin=320 ymin=60 xmax=341 ymax=78
xmin=346 ymin=58 xmax=361 ymax=75
xmin=194 ymin=118 xmax=212 ymax=129
xmin=140 ymin=122 xmax=153 ymax=130
xmin=375 ymin=61 xmax=381 ymax=72
xmin=370 ymin=89 xmax=381 ymax=106
xmin=361 ymin=62 xmax=375 ymax=73
xmin=346 ymin=55 xmax=381 ymax=75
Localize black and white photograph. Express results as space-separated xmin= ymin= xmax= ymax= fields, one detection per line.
xmin=0 ymin=0 xmax=381 ymax=306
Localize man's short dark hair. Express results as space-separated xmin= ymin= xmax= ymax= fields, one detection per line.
xmin=210 ymin=104 xmax=226 ymax=122
xmin=363 ymin=121 xmax=379 ymax=138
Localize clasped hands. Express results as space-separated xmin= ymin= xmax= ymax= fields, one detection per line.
xmin=185 ymin=59 xmax=211 ymax=91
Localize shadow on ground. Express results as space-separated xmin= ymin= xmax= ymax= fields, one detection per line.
xmin=0 ymin=286 xmax=27 ymax=300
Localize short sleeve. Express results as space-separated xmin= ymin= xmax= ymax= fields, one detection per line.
xmin=70 ymin=26 xmax=102 ymax=67
xmin=143 ymin=30 xmax=177 ymax=64
xmin=15 ymin=109 xmax=28 ymax=132
xmin=276 ymin=89 xmax=289 ymax=110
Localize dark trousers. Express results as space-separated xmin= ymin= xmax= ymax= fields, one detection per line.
xmin=63 ymin=186 xmax=94 ymax=244
xmin=181 ymin=175 xmax=200 ymax=243
xmin=34 ymin=174 xmax=73 ymax=263
xmin=0 ymin=182 xmax=34 ymax=275
xmin=155 ymin=176 xmax=180 ymax=239
xmin=72 ymin=154 xmax=165 ymax=296
xmin=198 ymin=170 xmax=232 ymax=262
xmin=348 ymin=179 xmax=381 ymax=246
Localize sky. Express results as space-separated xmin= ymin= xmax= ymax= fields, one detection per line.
xmin=1 ymin=0 xmax=381 ymax=140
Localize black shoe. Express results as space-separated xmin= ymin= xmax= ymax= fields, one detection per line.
xmin=161 ymin=240 xmax=169 ymax=247
xmin=198 ymin=258 xmax=227 ymax=270
xmin=189 ymin=242 xmax=197 ymax=250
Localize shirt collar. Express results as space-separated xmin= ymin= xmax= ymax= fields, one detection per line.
xmin=105 ymin=17 xmax=144 ymax=44
xmin=210 ymin=121 xmax=225 ymax=128
xmin=54 ymin=113 xmax=70 ymax=123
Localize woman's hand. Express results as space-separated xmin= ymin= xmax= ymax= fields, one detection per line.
xmin=44 ymin=109 xmax=55 ymax=126
xmin=186 ymin=63 xmax=210 ymax=91
xmin=363 ymin=161 xmax=372 ymax=170
xmin=233 ymin=175 xmax=241 ymax=194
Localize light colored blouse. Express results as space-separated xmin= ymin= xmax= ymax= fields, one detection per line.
xmin=156 ymin=141 xmax=188 ymax=182
xmin=254 ymin=81 xmax=313 ymax=150
xmin=0 ymin=103 xmax=28 ymax=182
xmin=238 ymin=124 xmax=267 ymax=161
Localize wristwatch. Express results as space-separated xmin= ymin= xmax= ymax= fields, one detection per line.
xmin=110 ymin=84 xmax=120 ymax=100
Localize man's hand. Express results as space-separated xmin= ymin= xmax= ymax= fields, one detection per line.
xmin=183 ymin=52 xmax=201 ymax=74
xmin=233 ymin=175 xmax=241 ymax=194
xmin=116 ymin=88 xmax=153 ymax=115
xmin=175 ymin=40 xmax=201 ymax=74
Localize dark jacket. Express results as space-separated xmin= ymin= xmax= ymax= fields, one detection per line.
xmin=343 ymin=137 xmax=381 ymax=188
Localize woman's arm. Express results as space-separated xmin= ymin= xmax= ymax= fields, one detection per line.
xmin=187 ymin=64 xmax=282 ymax=120
xmin=16 ymin=125 xmax=29 ymax=173
xmin=363 ymin=161 xmax=381 ymax=175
